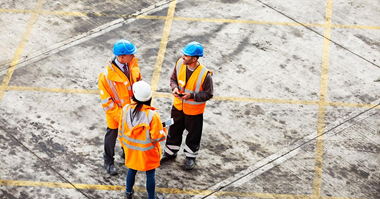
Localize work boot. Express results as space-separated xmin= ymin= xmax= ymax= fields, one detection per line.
xmin=104 ymin=162 xmax=118 ymax=175
xmin=160 ymin=153 xmax=177 ymax=164
xmin=185 ymin=158 xmax=195 ymax=170
xmin=125 ymin=191 xmax=134 ymax=199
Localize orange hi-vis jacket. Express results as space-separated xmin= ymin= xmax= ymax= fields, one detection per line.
xmin=119 ymin=104 xmax=167 ymax=171
xmin=98 ymin=57 xmax=142 ymax=129
xmin=173 ymin=59 xmax=212 ymax=115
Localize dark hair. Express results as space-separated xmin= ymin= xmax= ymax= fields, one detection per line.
xmin=131 ymin=95 xmax=152 ymax=118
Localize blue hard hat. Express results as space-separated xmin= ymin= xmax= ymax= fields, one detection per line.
xmin=113 ymin=39 xmax=136 ymax=56
xmin=181 ymin=41 xmax=203 ymax=57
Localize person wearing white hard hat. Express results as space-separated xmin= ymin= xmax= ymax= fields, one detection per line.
xmin=98 ymin=39 xmax=142 ymax=175
xmin=119 ymin=81 xmax=166 ymax=199
xmin=161 ymin=42 xmax=214 ymax=170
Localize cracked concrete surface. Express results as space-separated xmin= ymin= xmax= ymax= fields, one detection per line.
xmin=0 ymin=0 xmax=379 ymax=198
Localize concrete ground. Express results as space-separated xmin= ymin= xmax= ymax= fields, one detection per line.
xmin=0 ymin=0 xmax=379 ymax=198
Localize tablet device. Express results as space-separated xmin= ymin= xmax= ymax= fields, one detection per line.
xmin=162 ymin=118 xmax=174 ymax=127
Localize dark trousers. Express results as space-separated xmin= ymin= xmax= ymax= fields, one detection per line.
xmin=126 ymin=169 xmax=156 ymax=199
xmin=165 ymin=106 xmax=203 ymax=159
xmin=104 ymin=127 xmax=118 ymax=165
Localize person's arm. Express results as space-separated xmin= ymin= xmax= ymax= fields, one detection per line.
xmin=170 ymin=61 xmax=179 ymax=91
xmin=191 ymin=72 xmax=214 ymax=102
xmin=98 ymin=73 xmax=122 ymax=122
xmin=170 ymin=59 xmax=182 ymax=98
xmin=150 ymin=112 xmax=167 ymax=144
xmin=129 ymin=58 xmax=142 ymax=83
xmin=118 ymin=106 xmax=127 ymax=148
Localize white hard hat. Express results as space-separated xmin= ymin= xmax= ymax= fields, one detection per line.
xmin=132 ymin=81 xmax=152 ymax=102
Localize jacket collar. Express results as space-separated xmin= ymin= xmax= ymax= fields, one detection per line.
xmin=106 ymin=57 xmax=124 ymax=82
xmin=130 ymin=103 xmax=157 ymax=111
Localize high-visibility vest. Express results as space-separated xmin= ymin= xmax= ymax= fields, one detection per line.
xmin=119 ymin=104 xmax=167 ymax=171
xmin=98 ymin=57 xmax=142 ymax=129
xmin=173 ymin=59 xmax=211 ymax=115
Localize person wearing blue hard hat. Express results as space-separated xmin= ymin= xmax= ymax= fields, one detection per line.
xmin=98 ymin=39 xmax=142 ymax=175
xmin=161 ymin=41 xmax=214 ymax=170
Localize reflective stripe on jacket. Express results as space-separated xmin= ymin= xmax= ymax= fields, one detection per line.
xmin=173 ymin=59 xmax=211 ymax=115
xmin=98 ymin=57 xmax=142 ymax=129
xmin=119 ymin=104 xmax=167 ymax=171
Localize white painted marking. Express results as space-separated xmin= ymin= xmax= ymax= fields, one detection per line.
xmin=191 ymin=98 xmax=380 ymax=198
xmin=0 ymin=0 xmax=178 ymax=76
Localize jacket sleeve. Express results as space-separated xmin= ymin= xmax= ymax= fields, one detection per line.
xmin=193 ymin=72 xmax=214 ymax=102
xmin=149 ymin=112 xmax=167 ymax=143
xmin=136 ymin=69 xmax=142 ymax=82
xmin=131 ymin=60 xmax=142 ymax=82
xmin=118 ymin=107 xmax=125 ymax=148
xmin=170 ymin=59 xmax=180 ymax=91
xmin=98 ymin=73 xmax=122 ymax=122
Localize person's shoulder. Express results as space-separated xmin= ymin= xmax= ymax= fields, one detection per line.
xmin=176 ymin=58 xmax=184 ymax=65
xmin=150 ymin=110 xmax=161 ymax=119
xmin=199 ymin=64 xmax=212 ymax=73
xmin=145 ymin=106 xmax=159 ymax=115
xmin=98 ymin=69 xmax=107 ymax=79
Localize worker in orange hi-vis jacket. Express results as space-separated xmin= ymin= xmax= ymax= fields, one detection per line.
xmin=120 ymin=81 xmax=166 ymax=199
xmin=98 ymin=39 xmax=142 ymax=175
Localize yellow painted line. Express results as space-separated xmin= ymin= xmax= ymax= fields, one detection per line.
xmin=39 ymin=10 xmax=127 ymax=18
xmin=154 ymin=92 xmax=380 ymax=110
xmin=326 ymin=101 xmax=380 ymax=109
xmin=174 ymin=16 xmax=323 ymax=27
xmin=0 ymin=179 xmax=365 ymax=199
xmin=2 ymin=7 xmax=380 ymax=30
xmin=320 ymin=197 xmax=366 ymax=199
xmin=137 ymin=15 xmax=323 ymax=27
xmin=0 ymin=8 xmax=86 ymax=16
xmin=6 ymin=86 xmax=98 ymax=94
xmin=216 ymin=191 xmax=312 ymax=199
xmin=40 ymin=10 xmax=89 ymax=17
xmin=0 ymin=0 xmax=45 ymax=103
xmin=0 ymin=8 xmax=33 ymax=14
xmin=153 ymin=92 xmax=173 ymax=99
xmin=215 ymin=191 xmax=365 ymax=199
xmin=4 ymin=86 xmax=379 ymax=110
xmin=215 ymin=191 xmax=366 ymax=199
xmin=0 ymin=8 xmax=124 ymax=17
xmin=137 ymin=14 xmax=379 ymax=31
xmin=150 ymin=0 xmax=177 ymax=104
xmin=215 ymin=191 xmax=308 ymax=198
xmin=331 ymin=23 xmax=380 ymax=30
xmin=153 ymin=92 xmax=320 ymax=106
xmin=136 ymin=15 xmax=167 ymax=20
xmin=137 ymin=15 xmax=377 ymax=30
xmin=0 ymin=179 xmax=122 ymax=190
xmin=212 ymin=96 xmax=320 ymax=105
xmin=0 ymin=179 xmax=76 ymax=189
xmin=156 ymin=187 xmax=212 ymax=195
xmin=312 ymin=0 xmax=333 ymax=197
xmin=0 ymin=179 xmax=212 ymax=195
